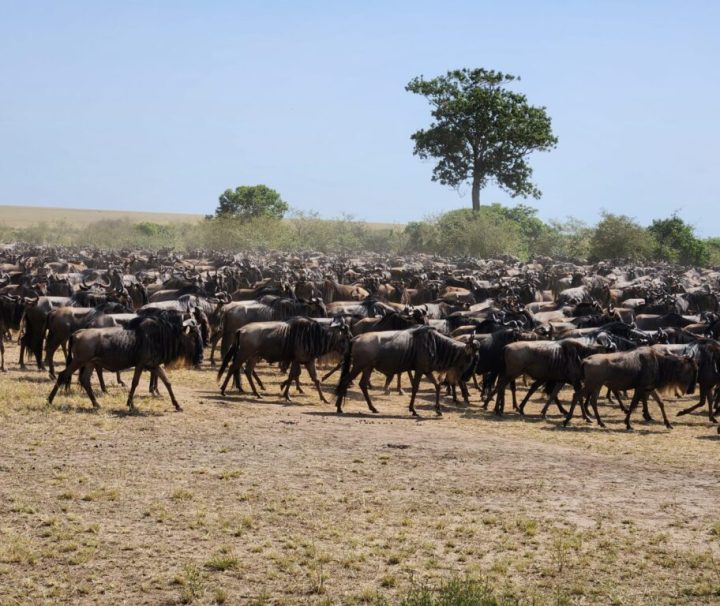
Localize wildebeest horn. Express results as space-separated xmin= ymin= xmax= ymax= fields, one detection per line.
xmin=182 ymin=318 xmax=196 ymax=327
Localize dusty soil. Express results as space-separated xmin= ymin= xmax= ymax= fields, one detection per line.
xmin=1 ymin=340 xmax=720 ymax=605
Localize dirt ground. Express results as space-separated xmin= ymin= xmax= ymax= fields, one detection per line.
xmin=1 ymin=340 xmax=720 ymax=605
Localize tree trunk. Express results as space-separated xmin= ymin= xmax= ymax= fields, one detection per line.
xmin=471 ymin=174 xmax=480 ymax=211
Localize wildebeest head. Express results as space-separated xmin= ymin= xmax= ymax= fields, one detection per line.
xmin=308 ymin=297 xmax=328 ymax=317
xmin=179 ymin=318 xmax=204 ymax=368
xmin=460 ymin=338 xmax=481 ymax=383
xmin=658 ymin=352 xmax=698 ymax=396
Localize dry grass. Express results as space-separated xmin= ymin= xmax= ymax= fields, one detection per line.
xmin=1 ymin=340 xmax=720 ymax=604
xmin=0 ymin=205 xmax=203 ymax=227
xmin=0 ymin=205 xmax=404 ymax=231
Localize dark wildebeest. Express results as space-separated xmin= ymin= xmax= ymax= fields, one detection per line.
xmin=634 ymin=312 xmax=697 ymax=331
xmin=218 ymin=316 xmax=351 ymax=402
xmin=48 ymin=312 xmax=203 ymax=411
xmin=351 ymin=308 xmax=427 ymax=336
xmin=495 ymin=337 xmax=616 ymax=418
xmin=475 ymin=328 xmax=542 ymax=408
xmin=141 ymin=295 xmax=211 ymax=346
xmin=21 ymin=296 xmax=72 ymax=369
xmin=44 ymin=302 xmax=131 ymax=378
xmin=215 ymin=296 xmax=327 ymax=364
xmin=346 ymin=308 xmax=428 ymax=393
xmin=1 ymin=294 xmax=29 ymax=370
xmin=566 ymin=347 xmax=697 ymax=430
xmin=335 ymin=325 xmax=479 ymax=416
xmin=662 ymin=340 xmax=720 ymax=422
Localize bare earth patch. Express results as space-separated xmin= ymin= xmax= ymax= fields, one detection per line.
xmin=1 ymin=341 xmax=720 ymax=605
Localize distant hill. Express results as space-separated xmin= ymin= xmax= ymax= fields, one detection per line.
xmin=0 ymin=205 xmax=204 ymax=228
xmin=0 ymin=205 xmax=403 ymax=231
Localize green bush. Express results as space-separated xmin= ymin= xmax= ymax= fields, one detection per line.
xmin=588 ymin=212 xmax=655 ymax=262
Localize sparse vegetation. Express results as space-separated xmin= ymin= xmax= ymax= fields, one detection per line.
xmin=1 ymin=204 xmax=715 ymax=265
xmin=1 ymin=339 xmax=719 ymax=604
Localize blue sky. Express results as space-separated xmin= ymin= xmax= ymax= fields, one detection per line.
xmin=1 ymin=1 xmax=718 ymax=232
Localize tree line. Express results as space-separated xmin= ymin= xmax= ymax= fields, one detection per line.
xmin=2 ymin=202 xmax=718 ymax=267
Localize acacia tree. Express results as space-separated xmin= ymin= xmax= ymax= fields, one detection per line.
xmin=406 ymin=68 xmax=557 ymax=210
xmin=213 ymin=185 xmax=288 ymax=220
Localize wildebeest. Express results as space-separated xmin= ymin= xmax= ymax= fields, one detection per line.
xmin=48 ymin=311 xmax=203 ymax=411
xmin=20 ymin=296 xmax=72 ymax=369
xmin=495 ymin=337 xmax=616 ymax=417
xmin=566 ymin=347 xmax=698 ymax=429
xmin=215 ymin=296 xmax=327 ymax=363
xmin=335 ymin=325 xmax=479 ymax=416
xmin=44 ymin=302 xmax=131 ymax=378
xmin=218 ymin=316 xmax=351 ymax=402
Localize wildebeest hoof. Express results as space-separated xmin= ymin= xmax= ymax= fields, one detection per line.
xmin=665 ymin=423 xmax=673 ymax=429
xmin=174 ymin=405 xmax=183 ymax=412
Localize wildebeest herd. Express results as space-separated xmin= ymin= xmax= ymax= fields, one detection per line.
xmin=2 ymin=244 xmax=720 ymax=433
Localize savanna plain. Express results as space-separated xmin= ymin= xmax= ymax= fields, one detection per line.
xmin=1 ymin=339 xmax=720 ymax=605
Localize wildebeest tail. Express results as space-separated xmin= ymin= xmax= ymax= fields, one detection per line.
xmin=56 ymin=336 xmax=74 ymax=390
xmin=66 ymin=333 xmax=74 ymax=366
xmin=334 ymin=338 xmax=354 ymax=398
xmin=217 ymin=332 xmax=238 ymax=381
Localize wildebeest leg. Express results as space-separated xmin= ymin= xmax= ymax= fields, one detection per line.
xmin=510 ymin=379 xmax=518 ymax=411
xmin=676 ymin=386 xmax=713 ymax=421
xmin=0 ymin=340 xmax=4 ymax=371
xmin=539 ymin=384 xmax=570 ymax=419
xmin=116 ymin=371 xmax=126 ymax=387
xmin=458 ymin=380 xmax=470 ymax=406
xmin=624 ymin=391 xmax=644 ymax=430
xmin=126 ymin=366 xmax=144 ymax=410
xmin=48 ymin=358 xmax=83 ymax=404
xmin=45 ymin=341 xmax=57 ymax=379
xmin=588 ymin=389 xmax=606 ymax=428
xmin=482 ymin=373 xmax=497 ymax=409
xmin=152 ymin=370 xmax=162 ymax=396
xmin=79 ymin=365 xmax=100 ymax=409
xmin=335 ymin=366 xmax=363 ymax=413
xmin=382 ymin=374 xmax=393 ymax=395
xmin=305 ymin=360 xmax=327 ymax=404
xmin=219 ymin=360 xmax=236 ymax=395
xmin=321 ymin=360 xmax=343 ymax=382
xmin=493 ymin=379 xmax=507 ymax=415
xmin=358 ymin=369 xmax=379 ymax=414
xmin=472 ymin=373 xmax=481 ymax=394
xmin=96 ymin=367 xmax=108 ymax=394
xmin=612 ymin=390 xmax=628 ymax=413
xmin=155 ymin=366 xmax=182 ymax=411
xmin=641 ymin=393 xmax=654 ymax=422
xmin=281 ymin=362 xmax=299 ymax=401
xmin=408 ymin=371 xmax=424 ymax=417
xmin=245 ymin=361 xmax=263 ymax=398
xmin=564 ymin=389 xmax=589 ymax=427
xmin=518 ymin=380 xmax=543 ymax=416
xmin=253 ymin=370 xmax=266 ymax=391
xmin=649 ymin=391 xmax=672 ymax=429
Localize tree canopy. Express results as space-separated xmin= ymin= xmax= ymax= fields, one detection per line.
xmin=588 ymin=212 xmax=655 ymax=262
xmin=213 ymin=185 xmax=288 ymax=220
xmin=406 ymin=68 xmax=557 ymax=210
xmin=648 ymin=214 xmax=708 ymax=266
